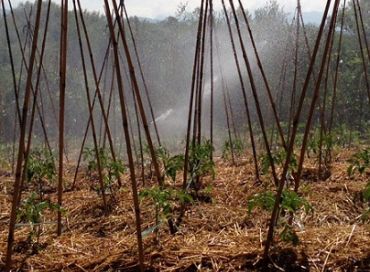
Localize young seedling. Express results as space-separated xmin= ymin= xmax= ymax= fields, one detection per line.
xmin=154 ymin=146 xmax=185 ymax=183
xmin=26 ymin=148 xmax=56 ymax=200
xmin=260 ymin=148 xmax=298 ymax=181
xmin=188 ymin=140 xmax=215 ymax=194
xmin=347 ymin=149 xmax=370 ymax=221
xmin=139 ymin=186 xmax=193 ymax=238
xmin=248 ymin=189 xmax=312 ymax=245
xmin=83 ymin=147 xmax=126 ymax=195
xmin=16 ymin=193 xmax=61 ymax=252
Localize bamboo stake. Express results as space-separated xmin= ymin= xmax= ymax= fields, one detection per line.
xmin=328 ymin=0 xmax=346 ymax=157
xmin=221 ymin=0 xmax=260 ymax=183
xmin=57 ymin=0 xmax=68 ymax=236
xmin=288 ymin=5 xmax=300 ymax=143
xmin=8 ymin=2 xmax=54 ymax=157
xmin=215 ymin=31 xmax=237 ymax=164
xmin=110 ymin=0 xmax=163 ymax=188
xmin=122 ymin=3 xmax=162 ymax=146
xmin=237 ymin=0 xmax=287 ymax=150
xmin=209 ymin=0 xmax=214 ymax=159
xmin=318 ymin=10 xmax=338 ymax=176
xmin=72 ymin=0 xmax=108 ymax=209
xmin=20 ymin=0 xmax=53 ymax=204
xmin=1 ymin=0 xmax=21 ymax=124
xmin=76 ymin=0 xmax=123 ymax=187
xmin=352 ymin=0 xmax=370 ymax=106
xmin=294 ymin=0 xmax=340 ymax=195
xmin=229 ymin=0 xmax=279 ymax=186
xmin=104 ymin=1 xmax=144 ymax=270
xmin=355 ymin=0 xmax=370 ymax=63
xmin=222 ymin=78 xmax=236 ymax=165
xmin=263 ymin=0 xmax=335 ymax=260
xmin=1 ymin=0 xmax=21 ymax=175
xmin=195 ymin=0 xmax=209 ymax=146
xmin=71 ymin=39 xmax=113 ymax=190
xmin=178 ymin=0 xmax=206 ymax=230
xmin=5 ymin=1 xmax=43 ymax=269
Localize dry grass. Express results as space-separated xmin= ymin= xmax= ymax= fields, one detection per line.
xmin=0 ymin=149 xmax=369 ymax=271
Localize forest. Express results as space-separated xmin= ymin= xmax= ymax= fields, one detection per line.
xmin=0 ymin=0 xmax=369 ymax=271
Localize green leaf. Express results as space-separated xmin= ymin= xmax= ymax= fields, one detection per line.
xmin=280 ymin=225 xmax=299 ymax=246
xmin=247 ymin=191 xmax=276 ymax=214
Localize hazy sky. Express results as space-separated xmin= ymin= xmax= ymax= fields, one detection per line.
xmin=8 ymin=0 xmax=326 ymax=18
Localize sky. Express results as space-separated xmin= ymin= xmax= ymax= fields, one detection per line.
xmin=8 ymin=0 xmax=327 ymax=19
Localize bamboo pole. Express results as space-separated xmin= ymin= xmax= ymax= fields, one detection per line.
xmin=209 ymin=0 xmax=214 ymax=159
xmin=352 ymin=0 xmax=370 ymax=106
xmin=111 ymin=0 xmax=163 ymax=188
xmin=5 ymin=1 xmax=43 ymax=269
xmin=263 ymin=0 xmax=337 ymax=260
xmin=72 ymin=0 xmax=108 ymax=208
xmin=104 ymin=1 xmax=144 ymax=270
xmin=20 ymin=0 xmax=53 ymax=205
xmin=76 ymin=0 xmax=123 ymax=187
xmin=221 ymin=0 xmax=260 ymax=183
xmin=237 ymin=0 xmax=287 ymax=150
xmin=355 ymin=0 xmax=370 ymax=63
xmin=196 ymin=0 xmax=209 ymax=145
xmin=122 ymin=3 xmax=162 ymax=146
xmin=57 ymin=0 xmax=68 ymax=236
xmin=229 ymin=0 xmax=279 ymax=186
xmin=294 ymin=0 xmax=340 ymax=193
xmin=328 ymin=0 xmax=346 ymax=157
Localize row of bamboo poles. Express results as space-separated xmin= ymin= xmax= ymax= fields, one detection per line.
xmin=1 ymin=0 xmax=369 ymax=271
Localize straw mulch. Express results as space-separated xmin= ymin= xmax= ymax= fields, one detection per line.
xmin=0 ymin=150 xmax=369 ymax=271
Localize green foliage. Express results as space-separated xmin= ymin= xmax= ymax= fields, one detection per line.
xmin=307 ymin=130 xmax=333 ymax=157
xmin=154 ymin=146 xmax=185 ymax=182
xmin=280 ymin=225 xmax=299 ymax=246
xmin=248 ymin=189 xmax=312 ymax=245
xmin=281 ymin=190 xmax=313 ymax=214
xmin=260 ymin=148 xmax=297 ymax=175
xmin=17 ymin=193 xmax=60 ymax=225
xmin=17 ymin=193 xmax=61 ymax=240
xmin=139 ymin=186 xmax=193 ymax=223
xmin=248 ymin=190 xmax=312 ymax=215
xmin=247 ymin=191 xmax=276 ymax=213
xmin=188 ymin=140 xmax=215 ymax=183
xmin=83 ymin=147 xmax=126 ymax=191
xmin=222 ymin=138 xmax=244 ymax=161
xmin=347 ymin=149 xmax=370 ymax=221
xmin=347 ymin=148 xmax=370 ymax=177
xmin=26 ymin=149 xmax=55 ymax=185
